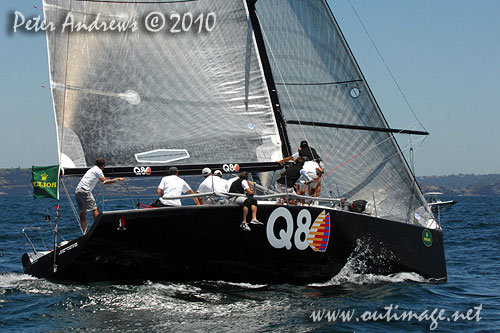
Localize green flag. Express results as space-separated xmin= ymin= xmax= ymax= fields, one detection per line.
xmin=32 ymin=165 xmax=59 ymax=200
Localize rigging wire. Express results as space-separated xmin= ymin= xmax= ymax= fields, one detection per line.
xmin=57 ymin=0 xmax=74 ymax=169
xmin=346 ymin=0 xmax=433 ymax=218
xmin=319 ymin=129 xmax=429 ymax=217
xmin=255 ymin=12 xmax=309 ymax=144
xmin=346 ymin=0 xmax=428 ymax=133
xmin=255 ymin=11 xmax=335 ymax=195
xmin=60 ymin=177 xmax=84 ymax=235
xmin=321 ymin=121 xmax=422 ymax=179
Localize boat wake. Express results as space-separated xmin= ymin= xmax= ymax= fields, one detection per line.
xmin=0 ymin=272 xmax=81 ymax=295
xmin=309 ymin=239 xmax=427 ymax=287
xmin=0 ymin=272 xmax=37 ymax=288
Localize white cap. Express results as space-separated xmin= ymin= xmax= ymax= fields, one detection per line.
xmin=214 ymin=170 xmax=222 ymax=176
xmin=202 ymin=167 xmax=212 ymax=177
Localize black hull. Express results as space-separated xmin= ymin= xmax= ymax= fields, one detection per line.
xmin=22 ymin=204 xmax=446 ymax=284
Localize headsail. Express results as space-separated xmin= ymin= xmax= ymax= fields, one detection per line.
xmin=43 ymin=0 xmax=282 ymax=172
xmin=254 ymin=0 xmax=430 ymax=223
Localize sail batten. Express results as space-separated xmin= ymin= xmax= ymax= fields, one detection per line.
xmin=286 ymin=120 xmax=429 ymax=136
xmin=276 ymin=79 xmax=364 ymax=86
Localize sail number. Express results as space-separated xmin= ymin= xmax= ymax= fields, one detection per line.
xmin=144 ymin=12 xmax=216 ymax=33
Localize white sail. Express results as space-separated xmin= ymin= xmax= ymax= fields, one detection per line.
xmin=255 ymin=0 xmax=430 ymax=223
xmin=43 ymin=0 xmax=283 ymax=168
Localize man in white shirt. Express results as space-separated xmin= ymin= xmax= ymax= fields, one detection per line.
xmin=299 ymin=157 xmax=323 ymax=198
xmin=154 ymin=167 xmax=200 ymax=207
xmin=75 ymin=158 xmax=124 ymax=233
xmin=197 ymin=168 xmax=228 ymax=204
xmin=214 ymin=170 xmax=228 ymax=188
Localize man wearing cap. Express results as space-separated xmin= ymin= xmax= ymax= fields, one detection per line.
xmin=152 ymin=167 xmax=200 ymax=207
xmin=276 ymin=140 xmax=322 ymax=165
xmin=197 ymin=168 xmax=228 ymax=204
xmin=214 ymin=169 xmax=225 ymax=180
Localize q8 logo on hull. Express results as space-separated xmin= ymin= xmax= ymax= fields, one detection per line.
xmin=266 ymin=208 xmax=331 ymax=252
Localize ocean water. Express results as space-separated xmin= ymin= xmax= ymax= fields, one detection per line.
xmin=0 ymin=195 xmax=499 ymax=332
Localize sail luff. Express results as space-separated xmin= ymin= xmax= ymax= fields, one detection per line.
xmin=43 ymin=0 xmax=73 ymax=200
xmin=246 ymin=1 xmax=292 ymax=158
xmin=242 ymin=0 xmax=287 ymax=161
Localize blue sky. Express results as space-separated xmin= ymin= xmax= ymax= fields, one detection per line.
xmin=1 ymin=0 xmax=499 ymax=176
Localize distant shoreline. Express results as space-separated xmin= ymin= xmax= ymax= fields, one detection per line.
xmin=2 ymin=168 xmax=500 ymax=196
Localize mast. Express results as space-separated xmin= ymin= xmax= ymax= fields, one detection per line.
xmin=247 ymin=0 xmax=292 ymax=158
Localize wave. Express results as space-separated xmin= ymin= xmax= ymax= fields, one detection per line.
xmin=0 ymin=272 xmax=37 ymax=288
xmin=0 ymin=272 xmax=82 ymax=295
xmin=309 ymin=239 xmax=432 ymax=287
xmin=195 ymin=280 xmax=268 ymax=290
xmin=310 ymin=270 xmax=426 ymax=287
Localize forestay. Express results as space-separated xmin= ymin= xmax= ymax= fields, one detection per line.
xmin=254 ymin=0 xmax=430 ymax=223
xmin=44 ymin=0 xmax=282 ymax=169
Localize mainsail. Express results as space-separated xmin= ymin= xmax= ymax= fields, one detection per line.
xmin=254 ymin=0 xmax=430 ymax=223
xmin=44 ymin=0 xmax=283 ymax=169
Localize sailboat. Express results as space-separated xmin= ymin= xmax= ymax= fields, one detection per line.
xmin=22 ymin=0 xmax=446 ymax=283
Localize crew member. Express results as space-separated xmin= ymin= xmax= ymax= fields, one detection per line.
xmin=228 ymin=171 xmax=262 ymax=231
xmin=75 ymin=158 xmax=124 ymax=234
xmin=153 ymin=166 xmax=201 ymax=207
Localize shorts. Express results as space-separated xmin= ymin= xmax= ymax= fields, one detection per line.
xmin=206 ymin=196 xmax=229 ymax=205
xmin=75 ymin=188 xmax=97 ymax=213
xmin=299 ymin=172 xmax=320 ymax=190
xmin=232 ymin=196 xmax=257 ymax=208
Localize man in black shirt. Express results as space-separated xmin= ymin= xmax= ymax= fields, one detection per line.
xmin=277 ymin=140 xmax=322 ymax=165
xmin=228 ymin=171 xmax=262 ymax=231
xmin=276 ymin=156 xmax=314 ymax=204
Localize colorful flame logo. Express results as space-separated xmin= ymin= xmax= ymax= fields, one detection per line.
xmin=307 ymin=210 xmax=331 ymax=252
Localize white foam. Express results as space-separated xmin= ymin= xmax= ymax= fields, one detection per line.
xmin=310 ymin=270 xmax=426 ymax=287
xmin=308 ymin=238 xmax=428 ymax=287
xmin=212 ymin=281 xmax=268 ymax=289
xmin=0 ymin=272 xmax=37 ymax=288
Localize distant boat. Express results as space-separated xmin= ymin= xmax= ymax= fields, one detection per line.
xmin=22 ymin=0 xmax=446 ymax=284
xmin=425 ymin=192 xmax=457 ymax=215
xmin=425 ymin=192 xmax=458 ymax=208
